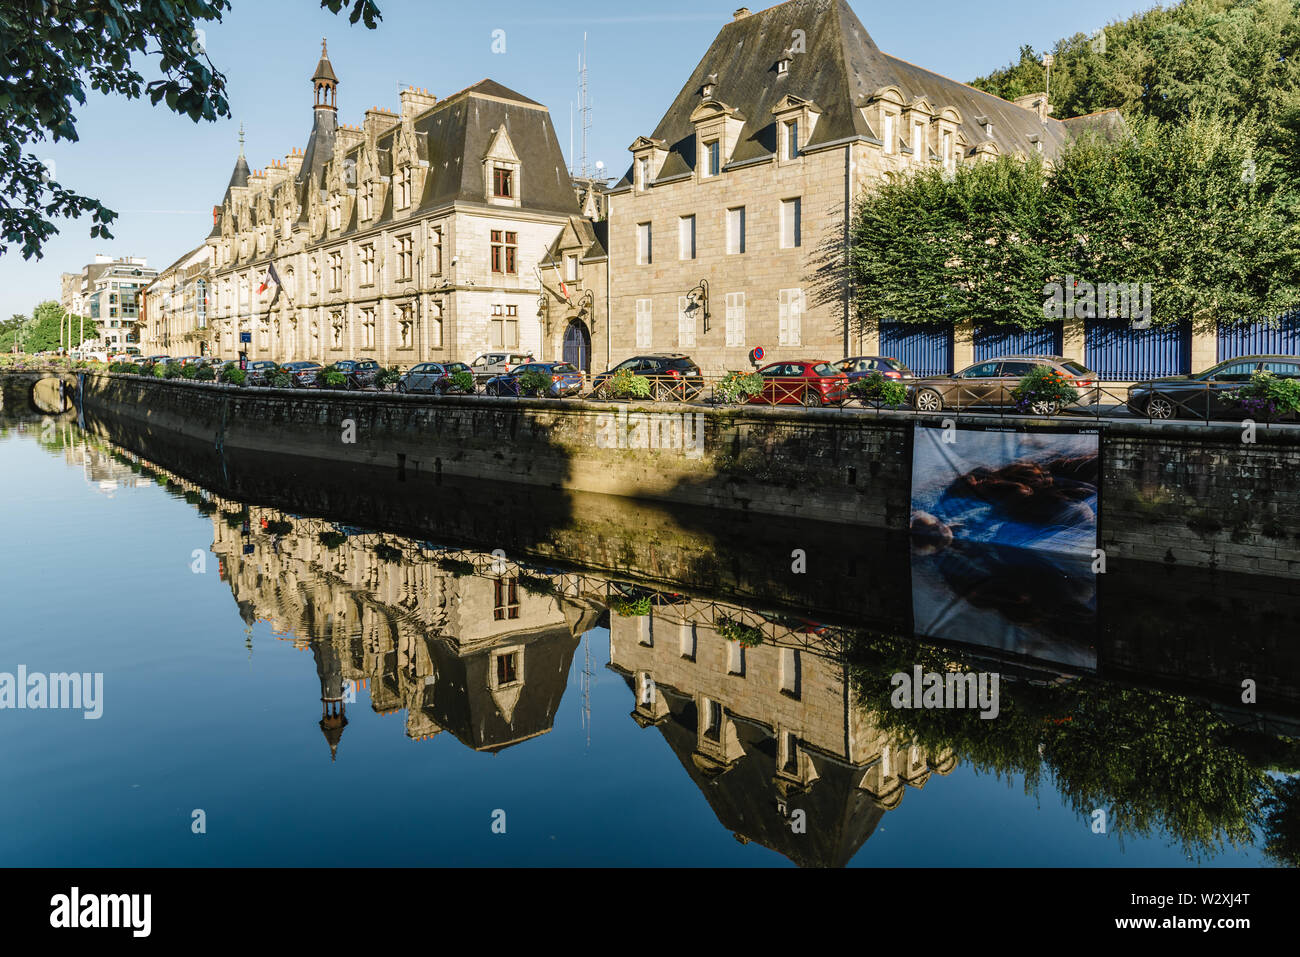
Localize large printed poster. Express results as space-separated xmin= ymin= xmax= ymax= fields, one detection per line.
xmin=909 ymin=426 xmax=1100 ymax=669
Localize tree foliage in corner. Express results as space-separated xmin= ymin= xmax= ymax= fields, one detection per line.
xmin=0 ymin=0 xmax=381 ymax=260
xmin=970 ymin=0 xmax=1300 ymax=180
xmin=846 ymin=115 xmax=1300 ymax=335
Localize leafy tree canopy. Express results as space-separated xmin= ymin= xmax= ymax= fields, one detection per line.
xmin=0 ymin=0 xmax=381 ymax=260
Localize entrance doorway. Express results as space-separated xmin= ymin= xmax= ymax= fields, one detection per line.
xmin=563 ymin=318 xmax=591 ymax=374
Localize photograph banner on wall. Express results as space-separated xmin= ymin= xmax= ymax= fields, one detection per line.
xmin=909 ymin=425 xmax=1100 ymax=669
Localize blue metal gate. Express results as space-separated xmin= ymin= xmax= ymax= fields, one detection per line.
xmin=878 ymin=321 xmax=953 ymax=376
xmin=973 ymin=322 xmax=1063 ymax=362
xmin=1217 ymin=311 xmax=1300 ymax=361
xmin=1084 ymin=319 xmax=1191 ymax=380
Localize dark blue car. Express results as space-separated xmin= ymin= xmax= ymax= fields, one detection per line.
xmin=484 ymin=362 xmax=585 ymax=398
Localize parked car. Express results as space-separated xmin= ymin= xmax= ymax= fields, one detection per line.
xmin=175 ymin=356 xmax=205 ymax=366
xmin=748 ymin=360 xmax=850 ymax=407
xmin=590 ymin=353 xmax=705 ymax=401
xmin=322 ymin=358 xmax=382 ymax=390
xmin=1126 ymin=355 xmax=1300 ymax=420
xmin=130 ymin=356 xmax=151 ymax=366
xmin=484 ymin=361 xmax=585 ymax=398
xmin=144 ymin=355 xmax=171 ymax=365
xmin=245 ymin=360 xmax=279 ymax=386
xmin=398 ymin=362 xmax=476 ymax=394
xmin=280 ymin=361 xmax=323 ymax=388
xmin=834 ymin=355 xmax=915 ymax=382
xmin=469 ymin=352 xmax=535 ymax=382
xmin=909 ymin=355 xmax=1097 ymax=414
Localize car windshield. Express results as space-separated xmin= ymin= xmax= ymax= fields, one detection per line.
xmin=1061 ymin=361 xmax=1092 ymax=376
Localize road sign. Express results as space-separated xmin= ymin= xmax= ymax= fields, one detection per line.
xmin=240 ymin=332 xmax=252 ymax=344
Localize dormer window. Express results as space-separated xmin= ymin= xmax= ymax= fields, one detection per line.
xmin=912 ymin=121 xmax=925 ymax=160
xmin=776 ymin=52 xmax=792 ymax=75
xmin=704 ymin=139 xmax=721 ymax=177
xmin=1029 ymin=133 xmax=1042 ymax=154
xmin=784 ymin=119 xmax=799 ymax=159
xmin=637 ymin=156 xmax=650 ymax=190
xmin=883 ymin=112 xmax=896 ymax=154
xmin=359 ymin=183 xmax=373 ymax=220
xmin=394 ymin=167 xmax=411 ymax=209
xmin=702 ymin=73 xmax=718 ymax=99
xmin=493 ymin=165 xmax=514 ymax=198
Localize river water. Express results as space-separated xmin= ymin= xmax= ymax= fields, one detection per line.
xmin=0 ymin=414 xmax=1293 ymax=867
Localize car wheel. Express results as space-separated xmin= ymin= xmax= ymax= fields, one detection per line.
xmin=1028 ymin=399 xmax=1059 ymax=416
xmin=914 ymin=388 xmax=943 ymax=413
xmin=651 ymin=382 xmax=668 ymax=402
xmin=397 ymin=381 xmax=407 ymax=394
xmin=1146 ymin=395 xmax=1176 ymax=420
xmin=803 ymin=389 xmax=822 ymax=408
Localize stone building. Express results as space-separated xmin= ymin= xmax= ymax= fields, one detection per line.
xmin=198 ymin=41 xmax=580 ymax=367
xmin=605 ymin=0 xmax=1124 ymax=376
xmin=139 ymin=245 xmax=212 ymax=356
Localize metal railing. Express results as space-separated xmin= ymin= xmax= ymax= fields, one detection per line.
xmin=97 ymin=364 xmax=1300 ymax=426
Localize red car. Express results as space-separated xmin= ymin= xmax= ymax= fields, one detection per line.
xmin=749 ymin=360 xmax=850 ymax=407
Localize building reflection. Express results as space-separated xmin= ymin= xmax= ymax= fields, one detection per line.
xmin=208 ymin=507 xmax=604 ymax=758
xmin=607 ymin=600 xmax=954 ymax=866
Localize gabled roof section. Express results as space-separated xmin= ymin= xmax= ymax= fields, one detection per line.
xmin=616 ymin=0 xmax=1079 ymax=186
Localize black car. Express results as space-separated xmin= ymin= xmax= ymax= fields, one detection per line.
xmin=591 ymin=353 xmax=704 ymax=401
xmin=281 ymin=361 xmax=323 ymax=388
xmin=398 ymin=362 xmax=475 ymax=395
xmin=323 ymin=358 xmax=382 ymax=390
xmin=1126 ymin=355 xmax=1300 ymax=420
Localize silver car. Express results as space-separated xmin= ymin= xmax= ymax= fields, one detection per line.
xmin=468 ymin=351 xmax=535 ymax=383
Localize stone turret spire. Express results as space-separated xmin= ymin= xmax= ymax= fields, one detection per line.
xmin=313 ymin=38 xmax=338 ymax=112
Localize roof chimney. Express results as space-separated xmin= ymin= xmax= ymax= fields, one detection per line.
xmin=733 ymin=7 xmax=750 ymax=20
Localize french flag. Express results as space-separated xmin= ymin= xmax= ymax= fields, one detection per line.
xmin=256 ymin=262 xmax=283 ymax=305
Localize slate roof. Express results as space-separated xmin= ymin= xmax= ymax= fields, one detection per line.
xmin=207 ymin=151 xmax=250 ymax=239
xmin=616 ymin=0 xmax=1119 ymax=188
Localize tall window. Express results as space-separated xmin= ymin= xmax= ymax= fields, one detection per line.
xmin=493 ymin=577 xmax=520 ymax=621
xmin=635 ymin=298 xmax=652 ymax=348
xmin=780 ymin=197 xmax=802 ymax=248
xmin=328 ymin=251 xmax=343 ymax=291
xmin=780 ymin=647 xmax=802 ymax=698
xmin=493 ymin=166 xmax=513 ymax=198
xmin=490 ymin=230 xmax=518 ymax=274
xmin=490 ymin=304 xmax=519 ymax=349
xmin=778 ymin=288 xmax=803 ymax=346
xmin=677 ymin=295 xmax=696 ymax=347
xmin=637 ymin=156 xmax=650 ymax=190
xmin=359 ymin=184 xmax=373 ymax=220
xmin=359 ymin=244 xmax=375 ymax=285
xmin=912 ymin=121 xmax=926 ymax=160
xmin=565 ymin=254 xmax=578 ymax=282
xmin=883 ymin=112 xmax=896 ymax=153
xmin=429 ymin=226 xmax=443 ymax=275
xmin=725 ymin=292 xmax=745 ymax=348
xmin=328 ymin=196 xmax=341 ymax=229
xmin=396 ymin=234 xmax=414 ymax=281
xmin=785 ymin=119 xmax=799 ymax=159
xmin=429 ymin=300 xmax=443 ymax=348
xmin=678 ymin=215 xmax=696 ymax=260
xmin=726 ymin=206 xmax=746 ymax=255
xmin=495 ymin=651 xmax=519 ymax=684
xmin=942 ymin=129 xmax=954 ymax=171
xmin=395 ymin=167 xmax=411 ymax=209
xmin=704 ymin=139 xmax=720 ymax=177
xmin=637 ymin=222 xmax=652 ymax=265
xmin=361 ymin=307 xmax=375 ymax=348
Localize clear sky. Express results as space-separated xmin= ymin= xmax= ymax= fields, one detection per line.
xmin=0 ymin=0 xmax=1148 ymax=320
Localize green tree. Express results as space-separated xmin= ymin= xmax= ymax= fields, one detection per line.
xmin=0 ymin=0 xmax=381 ymax=260
xmin=845 ymin=115 xmax=1300 ymax=336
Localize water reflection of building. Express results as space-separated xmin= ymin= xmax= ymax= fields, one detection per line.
xmin=608 ymin=602 xmax=955 ymax=867
xmin=60 ymin=434 xmax=150 ymax=496
xmin=208 ymin=506 xmax=602 ymax=759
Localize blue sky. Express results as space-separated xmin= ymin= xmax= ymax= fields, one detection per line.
xmin=1 ymin=0 xmax=1146 ymax=321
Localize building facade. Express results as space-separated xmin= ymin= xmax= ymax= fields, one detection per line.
xmin=140 ymin=245 xmax=212 ymax=356
xmin=195 ymin=42 xmax=580 ymax=367
xmin=605 ymin=0 xmax=1126 ymax=376
xmin=60 ymin=255 xmax=158 ymax=352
